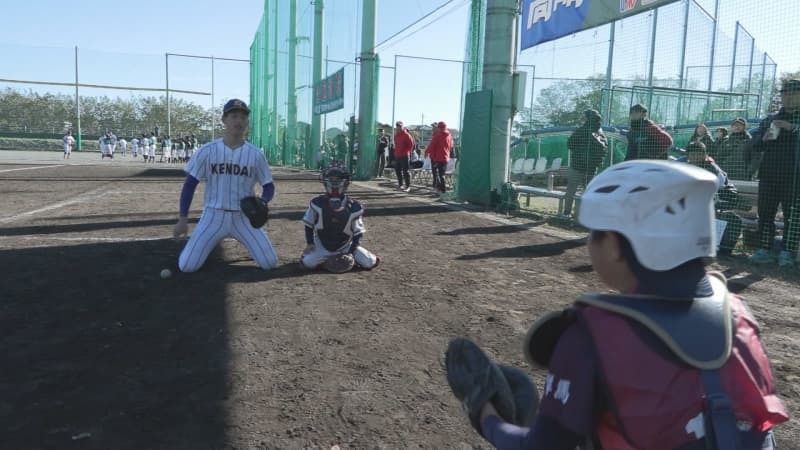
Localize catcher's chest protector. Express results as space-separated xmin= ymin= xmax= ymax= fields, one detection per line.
xmin=311 ymin=196 xmax=363 ymax=251
xmin=528 ymin=273 xmax=787 ymax=450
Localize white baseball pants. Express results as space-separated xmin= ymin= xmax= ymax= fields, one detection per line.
xmin=179 ymin=208 xmax=278 ymax=272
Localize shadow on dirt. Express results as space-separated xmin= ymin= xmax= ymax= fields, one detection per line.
xmin=0 ymin=218 xmax=197 ymax=237
xmin=435 ymin=222 xmax=547 ymax=236
xmin=0 ymin=239 xmax=232 ymax=449
xmin=456 ymin=238 xmax=586 ymax=260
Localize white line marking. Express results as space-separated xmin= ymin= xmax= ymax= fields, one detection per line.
xmin=0 ymin=164 xmax=64 ymax=173
xmin=0 ymin=235 xmax=237 ymax=244
xmin=8 ymin=236 xmax=167 ymax=242
xmin=0 ymin=186 xmax=106 ymax=224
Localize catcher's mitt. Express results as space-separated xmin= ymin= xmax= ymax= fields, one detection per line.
xmin=497 ymin=364 xmax=539 ymax=427
xmin=322 ymin=253 xmax=355 ymax=273
xmin=445 ymin=338 xmax=538 ymax=433
xmin=240 ymin=196 xmax=269 ymax=228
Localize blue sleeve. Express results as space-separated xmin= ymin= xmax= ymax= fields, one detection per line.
xmin=179 ymin=175 xmax=200 ymax=217
xmin=481 ymin=414 xmax=585 ymax=450
xmin=262 ymin=182 xmax=275 ymax=202
xmin=305 ymin=226 xmax=314 ymax=245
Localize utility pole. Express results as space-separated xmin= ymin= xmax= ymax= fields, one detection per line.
xmin=311 ymin=0 xmax=324 ymax=168
xmin=483 ymin=0 xmax=517 ymax=195
xmin=355 ymin=0 xmax=378 ymax=180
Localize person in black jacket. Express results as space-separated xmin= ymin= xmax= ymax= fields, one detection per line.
xmin=563 ymin=109 xmax=607 ymax=217
xmin=748 ymin=79 xmax=800 ymax=267
xmin=686 ymin=142 xmax=747 ymax=255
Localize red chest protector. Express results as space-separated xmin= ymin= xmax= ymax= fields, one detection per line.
xmin=526 ymin=273 xmax=788 ymax=449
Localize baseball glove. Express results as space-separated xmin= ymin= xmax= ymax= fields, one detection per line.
xmin=445 ymin=338 xmax=538 ymax=433
xmin=240 ymin=196 xmax=269 ymax=228
xmin=497 ymin=364 xmax=539 ymax=427
xmin=322 ymin=253 xmax=355 ymax=273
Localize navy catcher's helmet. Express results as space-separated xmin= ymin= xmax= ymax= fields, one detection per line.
xmin=321 ymin=163 xmax=351 ymax=197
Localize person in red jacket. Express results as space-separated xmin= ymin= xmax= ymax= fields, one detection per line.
xmin=425 ymin=121 xmax=455 ymax=194
xmin=623 ymin=103 xmax=673 ymax=160
xmin=475 ymin=160 xmax=788 ymax=449
xmin=393 ymin=121 xmax=415 ymax=192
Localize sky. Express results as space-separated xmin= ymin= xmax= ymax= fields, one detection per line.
xmin=1 ymin=0 xmax=798 ymax=131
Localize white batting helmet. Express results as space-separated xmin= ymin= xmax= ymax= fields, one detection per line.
xmin=578 ymin=160 xmax=718 ymax=271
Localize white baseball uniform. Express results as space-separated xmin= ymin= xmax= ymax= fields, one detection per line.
xmin=118 ymin=138 xmax=127 ymax=156
xmin=63 ymin=134 xmax=75 ymax=154
xmin=300 ymin=195 xmax=378 ymax=269
xmin=131 ymin=138 xmax=140 ymax=157
xmin=178 ymin=138 xmax=278 ymax=272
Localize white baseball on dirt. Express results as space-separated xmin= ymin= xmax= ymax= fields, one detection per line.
xmin=160 ymin=268 xmax=172 ymax=279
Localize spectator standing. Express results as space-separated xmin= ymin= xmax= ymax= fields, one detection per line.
xmin=689 ymin=123 xmax=714 ymax=149
xmin=425 ymin=121 xmax=454 ymax=194
xmin=376 ymin=128 xmax=389 ymax=178
xmin=564 ymin=109 xmax=607 ymax=218
xmin=393 ymin=121 xmax=414 ymax=192
xmin=709 ymin=126 xmax=729 ymax=161
xmin=624 ymin=103 xmax=673 ymax=160
xmin=729 ymin=118 xmax=755 ymax=180
xmin=749 ymin=79 xmax=800 ymax=267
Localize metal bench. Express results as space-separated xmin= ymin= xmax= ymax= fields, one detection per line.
xmin=514 ymin=184 xmax=578 ymax=215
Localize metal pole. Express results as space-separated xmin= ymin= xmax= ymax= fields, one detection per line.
xmin=757 ymin=51 xmax=767 ymax=115
xmin=707 ymin=0 xmax=719 ymax=91
xmin=323 ymin=46 xmax=328 ymax=140
xmin=166 ymin=53 xmax=171 ymax=139
xmin=770 ymin=53 xmax=777 ymax=111
xmin=211 ymin=56 xmax=216 ymax=140
xmin=604 ymin=22 xmax=615 ymax=126
xmin=391 ymin=54 xmax=398 ymax=137
xmin=529 ymin=65 xmax=535 ymax=128
xmin=745 ymin=34 xmax=755 ymax=115
xmin=675 ymin=0 xmax=690 ymax=126
xmin=310 ymin=0 xmax=324 ymax=167
xmin=272 ymin=0 xmax=279 ymax=154
xmin=287 ymin=0 xmax=297 ymax=166
xmin=74 ymin=46 xmax=81 ymax=150
xmin=647 ymin=8 xmax=658 ymax=107
xmin=729 ymin=21 xmax=739 ymax=92
xmin=483 ymin=0 xmax=517 ymax=197
xmin=356 ymin=0 xmax=379 ymax=180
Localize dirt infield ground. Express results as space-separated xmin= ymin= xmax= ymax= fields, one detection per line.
xmin=1 ymin=150 xmax=797 ymax=449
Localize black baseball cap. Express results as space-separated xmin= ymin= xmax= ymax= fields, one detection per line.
xmin=223 ymin=99 xmax=250 ymax=116
xmin=629 ymin=103 xmax=648 ymax=113
xmin=584 ymin=109 xmax=601 ymax=121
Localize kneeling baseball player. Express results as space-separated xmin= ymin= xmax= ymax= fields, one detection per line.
xmin=300 ymin=163 xmax=380 ymax=273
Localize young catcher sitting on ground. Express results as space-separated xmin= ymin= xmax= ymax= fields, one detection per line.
xmin=444 ymin=160 xmax=787 ymax=449
xmin=300 ymin=163 xmax=381 ymax=273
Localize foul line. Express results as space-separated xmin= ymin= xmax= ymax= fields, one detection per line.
xmin=0 ymin=186 xmax=106 ymax=224
xmin=0 ymin=164 xmax=64 ymax=173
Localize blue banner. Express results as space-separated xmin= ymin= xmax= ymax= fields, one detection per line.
xmin=521 ymin=0 xmax=681 ymax=50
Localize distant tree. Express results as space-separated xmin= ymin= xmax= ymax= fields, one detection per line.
xmin=532 ymin=77 xmax=605 ymax=127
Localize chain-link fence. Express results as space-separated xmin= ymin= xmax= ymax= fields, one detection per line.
xmin=0 ymin=43 xmax=248 ymax=153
